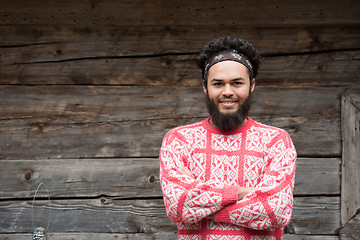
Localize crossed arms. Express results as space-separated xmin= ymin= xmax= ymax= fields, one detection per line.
xmin=160 ymin=129 xmax=297 ymax=230
xmin=178 ymin=166 xmax=254 ymax=203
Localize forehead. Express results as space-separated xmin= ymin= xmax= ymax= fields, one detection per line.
xmin=208 ymin=60 xmax=250 ymax=80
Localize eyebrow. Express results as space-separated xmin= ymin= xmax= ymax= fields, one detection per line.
xmin=210 ymin=77 xmax=245 ymax=83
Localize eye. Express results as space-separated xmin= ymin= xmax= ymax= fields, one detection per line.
xmin=213 ymin=82 xmax=223 ymax=86
xmin=233 ymin=81 xmax=243 ymax=86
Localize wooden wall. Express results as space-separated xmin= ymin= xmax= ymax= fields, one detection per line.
xmin=0 ymin=0 xmax=359 ymax=239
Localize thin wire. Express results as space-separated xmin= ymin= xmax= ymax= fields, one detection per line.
xmin=31 ymin=182 xmax=51 ymax=231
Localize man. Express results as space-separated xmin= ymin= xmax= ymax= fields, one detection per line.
xmin=160 ymin=36 xmax=297 ymax=239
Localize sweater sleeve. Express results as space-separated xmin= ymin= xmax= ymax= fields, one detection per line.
xmin=213 ymin=130 xmax=297 ymax=230
xmin=160 ymin=129 xmax=240 ymax=224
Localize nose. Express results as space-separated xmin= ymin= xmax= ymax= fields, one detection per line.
xmin=222 ymin=84 xmax=234 ymax=97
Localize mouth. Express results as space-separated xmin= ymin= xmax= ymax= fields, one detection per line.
xmin=219 ymin=99 xmax=238 ymax=107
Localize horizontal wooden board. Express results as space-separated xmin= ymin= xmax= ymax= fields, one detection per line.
xmin=1 ymin=50 xmax=358 ymax=87
xmin=293 ymin=158 xmax=340 ymax=195
xmin=0 ymin=157 xmax=340 ymax=200
xmin=284 ymin=235 xmax=339 ymax=240
xmin=0 ymin=86 xmax=344 ymax=158
xmin=258 ymin=50 xmax=360 ymax=87
xmin=0 ymin=233 xmax=339 ymax=240
xmin=290 ymin=197 xmax=340 ymax=235
xmin=0 ymin=197 xmax=340 ymax=235
xmin=0 ymin=86 xmax=342 ymax=118
xmin=0 ymin=232 xmax=179 ymax=240
xmin=1 ymin=24 xmax=359 ymax=57
xmin=0 ymin=0 xmax=359 ymax=26
xmin=0 ymin=0 xmax=358 ymax=27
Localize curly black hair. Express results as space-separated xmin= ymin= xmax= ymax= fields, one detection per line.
xmin=196 ymin=36 xmax=261 ymax=85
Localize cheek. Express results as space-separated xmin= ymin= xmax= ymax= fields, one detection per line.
xmin=208 ymin=90 xmax=221 ymax=101
xmin=235 ymin=88 xmax=250 ymax=99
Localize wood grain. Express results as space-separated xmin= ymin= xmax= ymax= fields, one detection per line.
xmin=0 ymin=233 xmax=340 ymax=240
xmin=0 ymin=0 xmax=359 ymax=26
xmin=1 ymin=50 xmax=358 ymax=86
xmin=0 ymin=157 xmax=340 ymax=200
xmin=0 ymin=197 xmax=340 ymax=235
xmin=340 ymin=212 xmax=360 ymax=239
xmin=289 ymin=197 xmax=340 ymax=235
xmin=0 ymin=86 xmax=342 ymax=120
xmin=341 ymin=94 xmax=360 ymax=225
xmin=0 ymin=86 xmax=344 ymax=159
xmin=1 ymin=25 xmax=359 ymax=54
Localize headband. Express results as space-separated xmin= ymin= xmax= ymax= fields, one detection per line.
xmin=203 ymin=50 xmax=253 ymax=80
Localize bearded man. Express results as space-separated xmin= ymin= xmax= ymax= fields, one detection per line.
xmin=159 ymin=36 xmax=297 ymax=239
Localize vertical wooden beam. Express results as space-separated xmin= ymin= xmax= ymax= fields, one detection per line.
xmin=341 ymin=93 xmax=360 ymax=225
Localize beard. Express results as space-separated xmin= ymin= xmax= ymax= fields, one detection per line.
xmin=206 ymin=93 xmax=252 ymax=131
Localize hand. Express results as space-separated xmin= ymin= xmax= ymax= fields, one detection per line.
xmin=237 ymin=187 xmax=254 ymax=201
xmin=177 ymin=167 xmax=195 ymax=179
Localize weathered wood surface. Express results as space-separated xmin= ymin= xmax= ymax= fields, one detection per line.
xmin=0 ymin=25 xmax=358 ymax=54
xmin=290 ymin=197 xmax=340 ymax=235
xmin=0 ymin=86 xmax=342 ymax=120
xmin=0 ymin=233 xmax=340 ymax=240
xmin=340 ymin=212 xmax=360 ymax=240
xmin=1 ymin=50 xmax=358 ymax=86
xmin=0 ymin=157 xmax=340 ymax=200
xmin=294 ymin=158 xmax=340 ymax=195
xmin=0 ymin=86 xmax=345 ymax=159
xmin=1 ymin=0 xmax=359 ymax=26
xmin=285 ymin=235 xmax=339 ymax=240
xmin=0 ymin=197 xmax=340 ymax=235
xmin=341 ymin=94 xmax=360 ymax=225
xmin=0 ymin=232 xmax=179 ymax=240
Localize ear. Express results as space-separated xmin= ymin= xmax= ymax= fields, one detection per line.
xmin=250 ymin=78 xmax=256 ymax=93
xmin=203 ymin=80 xmax=208 ymax=95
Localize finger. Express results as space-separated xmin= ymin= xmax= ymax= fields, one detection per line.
xmin=180 ymin=167 xmax=195 ymax=179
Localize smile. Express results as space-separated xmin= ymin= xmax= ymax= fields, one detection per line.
xmin=219 ymin=100 xmax=238 ymax=107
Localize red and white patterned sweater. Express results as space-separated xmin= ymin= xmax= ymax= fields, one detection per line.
xmin=160 ymin=117 xmax=297 ymax=240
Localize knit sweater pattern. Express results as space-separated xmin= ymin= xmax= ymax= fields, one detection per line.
xmin=160 ymin=117 xmax=297 ymax=240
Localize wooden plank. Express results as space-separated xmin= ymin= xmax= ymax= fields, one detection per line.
xmin=0 ymin=233 xmax=339 ymax=240
xmin=341 ymin=94 xmax=360 ymax=225
xmin=293 ymin=158 xmax=340 ymax=195
xmin=0 ymin=197 xmax=340 ymax=235
xmin=339 ymin=212 xmax=360 ymax=240
xmin=284 ymin=235 xmax=338 ymax=240
xmin=0 ymin=86 xmax=343 ymax=123
xmin=0 ymin=199 xmax=176 ymax=234
xmin=1 ymin=50 xmax=358 ymax=87
xmin=0 ymin=86 xmax=343 ymax=158
xmin=258 ymin=51 xmax=360 ymax=87
xmin=0 ymin=109 xmax=340 ymax=160
xmin=0 ymin=157 xmax=340 ymax=200
xmin=1 ymin=24 xmax=359 ymax=58
xmin=0 ymin=232 xmax=180 ymax=240
xmin=288 ymin=197 xmax=340 ymax=235
xmin=0 ymin=232 xmax=179 ymax=240
xmin=0 ymin=158 xmax=161 ymax=199
xmin=0 ymin=0 xmax=359 ymax=26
